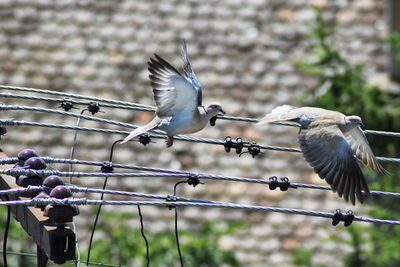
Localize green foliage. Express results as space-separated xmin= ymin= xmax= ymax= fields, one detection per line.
xmin=298 ymin=7 xmax=400 ymax=267
xmin=292 ymin=247 xmax=326 ymax=267
xmin=0 ymin=207 xmax=37 ymax=266
xmin=0 ymin=206 xmax=242 ymax=266
xmin=386 ymin=32 xmax=400 ymax=60
xmin=293 ymin=247 xmax=313 ymax=266
xmin=83 ymin=209 xmax=242 ymax=266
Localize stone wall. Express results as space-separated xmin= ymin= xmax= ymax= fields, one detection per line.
xmin=0 ymin=0 xmax=391 ymax=266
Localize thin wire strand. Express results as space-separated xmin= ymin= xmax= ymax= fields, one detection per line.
xmin=69 ymin=109 xmax=85 ymax=267
xmin=1 ymin=118 xmax=399 ymax=163
xmin=0 ymin=104 xmax=137 ymax=129
xmin=3 ymin=204 xmax=10 ymax=267
xmin=0 ymin=93 xmax=152 ymax=111
xmin=1 ymin=198 xmax=399 ymax=225
xmin=86 ymin=140 xmax=121 ymax=266
xmin=2 ymin=87 xmax=400 ymax=138
xmin=1 ymin=162 xmax=400 ymax=198
xmin=137 ymin=206 xmax=150 ymax=267
xmin=0 ymin=85 xmax=151 ymax=110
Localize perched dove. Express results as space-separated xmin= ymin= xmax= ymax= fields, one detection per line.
xmin=122 ymin=41 xmax=225 ymax=147
xmin=258 ymin=105 xmax=386 ymax=205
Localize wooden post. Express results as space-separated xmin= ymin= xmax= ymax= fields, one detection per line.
xmin=0 ymin=152 xmax=75 ymax=265
xmin=388 ymin=0 xmax=400 ymax=82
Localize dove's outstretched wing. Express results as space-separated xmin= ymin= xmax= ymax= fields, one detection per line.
xmin=148 ymin=53 xmax=199 ymax=118
xmin=182 ymin=40 xmax=202 ymax=107
xmin=298 ymin=124 xmax=370 ymax=205
xmin=343 ymin=126 xmax=387 ymax=175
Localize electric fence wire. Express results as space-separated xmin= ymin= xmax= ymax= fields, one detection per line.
xmin=1 ymin=157 xmax=400 ymax=198
xmin=2 ymin=85 xmax=400 ymax=138
xmin=1 ymin=197 xmax=400 ymax=226
xmin=2 ymin=84 xmax=400 ymax=265
xmin=0 ymin=118 xmax=399 ymax=164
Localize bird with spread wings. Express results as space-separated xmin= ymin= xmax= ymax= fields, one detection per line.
xmin=122 ymin=41 xmax=225 ymax=147
xmin=258 ymin=105 xmax=386 ymax=205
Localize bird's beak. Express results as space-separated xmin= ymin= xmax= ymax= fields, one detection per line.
xmin=219 ymin=109 xmax=226 ymax=116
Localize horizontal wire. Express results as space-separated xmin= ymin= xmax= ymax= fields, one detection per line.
xmin=0 ymin=104 xmax=137 ymax=129
xmin=0 ymin=92 xmax=154 ymax=111
xmin=3 ymin=85 xmax=400 ymax=138
xmin=1 ymin=197 xmax=399 ymax=225
xmin=68 ymin=185 xmax=221 ymax=204
xmin=1 ymin=158 xmax=400 ymax=197
xmin=0 ymin=184 xmax=224 ymax=205
xmin=2 ymin=87 xmax=400 ymax=139
xmin=0 ymin=85 xmax=151 ymax=110
xmin=0 ymin=185 xmax=42 ymax=196
xmin=1 ymin=118 xmax=399 ymax=163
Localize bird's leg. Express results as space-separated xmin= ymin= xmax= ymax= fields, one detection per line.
xmin=166 ymin=136 xmax=174 ymax=147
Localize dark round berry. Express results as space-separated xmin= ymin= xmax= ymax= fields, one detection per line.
xmin=50 ymin=186 xmax=72 ymax=199
xmin=18 ymin=149 xmax=38 ymax=162
xmin=24 ymin=157 xmax=46 ymax=170
xmin=43 ymin=175 xmax=64 ymax=188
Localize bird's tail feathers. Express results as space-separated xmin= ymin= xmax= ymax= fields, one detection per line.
xmin=121 ymin=118 xmax=159 ymax=144
xmin=257 ymin=105 xmax=298 ymax=125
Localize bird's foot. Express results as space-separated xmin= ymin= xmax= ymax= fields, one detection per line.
xmin=166 ymin=136 xmax=174 ymax=147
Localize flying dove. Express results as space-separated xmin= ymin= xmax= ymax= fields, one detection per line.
xmin=258 ymin=105 xmax=386 ymax=205
xmin=122 ymin=41 xmax=225 ymax=147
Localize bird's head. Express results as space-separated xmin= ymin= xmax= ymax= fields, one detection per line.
xmin=344 ymin=115 xmax=364 ymax=128
xmin=205 ymin=104 xmax=225 ymax=117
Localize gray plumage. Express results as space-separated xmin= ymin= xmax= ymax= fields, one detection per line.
xmin=122 ymin=42 xmax=225 ymax=147
xmin=258 ymin=105 xmax=386 ymax=205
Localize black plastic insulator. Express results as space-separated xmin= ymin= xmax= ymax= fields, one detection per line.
xmin=101 ymin=161 xmax=114 ymax=173
xmin=60 ymin=98 xmax=74 ymax=111
xmin=166 ymin=195 xmax=177 ymax=210
xmin=88 ymin=101 xmax=100 ymax=114
xmin=139 ymin=134 xmax=151 ymax=146
xmin=268 ymin=176 xmax=278 ymax=190
xmin=279 ymin=177 xmax=290 ymax=191
xmin=268 ymin=176 xmax=290 ymax=191
xmin=224 ymin=136 xmax=233 ymax=152
xmin=332 ymin=209 xmax=354 ymax=227
xmin=235 ymin=138 xmax=243 ymax=154
xmin=187 ymin=174 xmax=201 ymax=187
xmin=248 ymin=142 xmax=261 ymax=158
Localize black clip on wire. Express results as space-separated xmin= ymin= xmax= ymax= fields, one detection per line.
xmin=239 ymin=141 xmax=262 ymax=158
xmin=224 ymin=136 xmax=244 ymax=154
xmin=166 ymin=195 xmax=177 ymax=210
xmin=332 ymin=209 xmax=354 ymax=227
xmin=101 ymin=161 xmax=114 ymax=173
xmin=88 ymin=101 xmax=101 ymax=115
xmin=187 ymin=174 xmax=203 ymax=187
xmin=247 ymin=142 xmax=262 ymax=158
xmin=268 ymin=176 xmax=290 ymax=191
xmin=59 ymin=98 xmax=74 ymax=111
xmin=138 ymin=133 xmax=152 ymax=146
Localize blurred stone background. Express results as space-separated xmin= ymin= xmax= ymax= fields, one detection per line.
xmin=0 ymin=0 xmax=396 ymax=266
